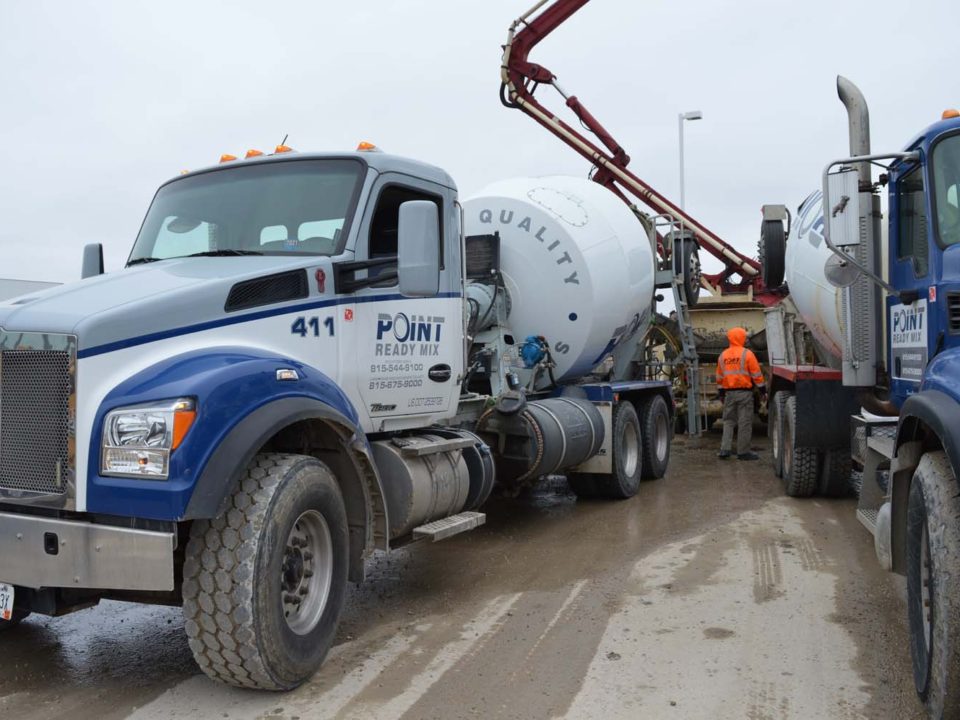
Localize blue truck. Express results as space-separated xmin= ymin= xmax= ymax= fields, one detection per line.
xmin=761 ymin=78 xmax=960 ymax=717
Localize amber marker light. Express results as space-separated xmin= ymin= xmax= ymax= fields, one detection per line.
xmin=357 ymin=141 xmax=377 ymax=151
xmin=172 ymin=400 xmax=197 ymax=451
xmin=220 ymin=154 xmax=237 ymax=163
xmin=944 ymin=109 xmax=960 ymax=120
xmin=275 ymin=144 xmax=294 ymax=153
xmin=245 ymin=149 xmax=264 ymax=158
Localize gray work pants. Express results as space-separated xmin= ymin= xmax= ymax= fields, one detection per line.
xmin=720 ymin=389 xmax=754 ymax=455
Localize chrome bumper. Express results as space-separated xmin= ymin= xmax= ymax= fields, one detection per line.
xmin=0 ymin=512 xmax=174 ymax=591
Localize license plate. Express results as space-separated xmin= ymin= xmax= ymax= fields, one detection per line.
xmin=0 ymin=583 xmax=14 ymax=621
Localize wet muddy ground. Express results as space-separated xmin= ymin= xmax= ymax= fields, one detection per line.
xmin=0 ymin=433 xmax=921 ymax=719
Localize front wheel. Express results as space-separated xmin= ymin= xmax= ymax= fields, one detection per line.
xmin=182 ymin=453 xmax=349 ymax=690
xmin=907 ymin=452 xmax=960 ymax=719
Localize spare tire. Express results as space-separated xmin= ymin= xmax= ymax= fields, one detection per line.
xmin=673 ymin=238 xmax=701 ymax=307
xmin=760 ymin=220 xmax=785 ymax=288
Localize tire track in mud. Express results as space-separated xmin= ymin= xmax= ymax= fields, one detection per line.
xmin=751 ymin=537 xmax=784 ymax=603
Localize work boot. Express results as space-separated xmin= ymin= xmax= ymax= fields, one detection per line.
xmin=738 ymin=452 xmax=760 ymax=461
xmin=718 ymin=451 xmax=731 ymax=460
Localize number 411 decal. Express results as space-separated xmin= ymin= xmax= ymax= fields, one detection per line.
xmin=291 ymin=316 xmax=334 ymax=337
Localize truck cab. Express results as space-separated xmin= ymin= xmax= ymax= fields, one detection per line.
xmin=888 ymin=119 xmax=960 ymax=408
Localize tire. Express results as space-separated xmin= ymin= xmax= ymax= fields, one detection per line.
xmin=0 ymin=610 xmax=29 ymax=632
xmin=819 ymin=448 xmax=853 ymax=497
xmin=906 ymin=452 xmax=960 ymax=719
xmin=639 ymin=395 xmax=671 ymax=480
xmin=760 ymin=219 xmax=785 ymax=288
xmin=182 ymin=453 xmax=349 ymax=690
xmin=567 ymin=401 xmax=643 ymax=500
xmin=782 ymin=395 xmax=818 ymax=497
xmin=769 ymin=391 xmax=790 ymax=479
xmin=680 ymin=238 xmax=701 ymax=307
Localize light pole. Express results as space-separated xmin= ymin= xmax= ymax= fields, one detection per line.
xmin=678 ymin=110 xmax=703 ymax=211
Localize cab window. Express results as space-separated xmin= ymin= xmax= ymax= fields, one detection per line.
xmin=365 ymin=186 xmax=442 ymax=283
xmin=896 ymin=165 xmax=929 ymax=277
xmin=933 ymin=134 xmax=960 ymax=247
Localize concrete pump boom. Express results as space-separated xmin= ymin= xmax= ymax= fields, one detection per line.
xmin=501 ymin=0 xmax=773 ymax=300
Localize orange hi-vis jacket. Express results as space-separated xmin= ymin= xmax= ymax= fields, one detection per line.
xmin=716 ymin=327 xmax=765 ymax=390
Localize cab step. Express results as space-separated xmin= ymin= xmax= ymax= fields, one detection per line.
xmin=413 ymin=512 xmax=486 ymax=542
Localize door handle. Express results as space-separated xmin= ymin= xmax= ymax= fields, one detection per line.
xmin=428 ymin=364 xmax=452 ymax=383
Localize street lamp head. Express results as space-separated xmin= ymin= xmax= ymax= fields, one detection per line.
xmin=682 ymin=110 xmax=703 ymax=121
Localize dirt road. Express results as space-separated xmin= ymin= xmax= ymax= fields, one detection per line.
xmin=0 ymin=434 xmax=922 ymax=719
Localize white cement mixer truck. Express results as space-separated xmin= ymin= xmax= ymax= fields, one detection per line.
xmin=0 ymin=145 xmax=675 ymax=690
xmin=760 ymin=77 xmax=960 ymax=717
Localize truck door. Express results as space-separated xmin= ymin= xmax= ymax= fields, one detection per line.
xmin=342 ymin=174 xmax=463 ymax=430
xmin=889 ymin=160 xmax=934 ymax=405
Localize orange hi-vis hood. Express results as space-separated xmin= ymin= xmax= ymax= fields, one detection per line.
xmin=716 ymin=327 xmax=764 ymax=390
xmin=727 ymin=327 xmax=747 ymax=348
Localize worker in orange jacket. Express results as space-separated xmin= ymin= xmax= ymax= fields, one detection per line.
xmin=716 ymin=327 xmax=766 ymax=460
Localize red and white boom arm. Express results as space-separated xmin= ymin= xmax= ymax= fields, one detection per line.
xmin=501 ymin=0 xmax=768 ymax=298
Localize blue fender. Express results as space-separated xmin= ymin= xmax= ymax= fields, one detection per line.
xmin=897 ymin=375 xmax=960 ymax=482
xmin=87 ymin=347 xmax=377 ymax=523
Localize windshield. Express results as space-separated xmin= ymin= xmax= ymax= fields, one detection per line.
xmin=128 ymin=159 xmax=365 ymax=263
xmin=933 ymin=133 xmax=960 ymax=247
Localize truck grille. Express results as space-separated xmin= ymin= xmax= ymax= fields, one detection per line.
xmin=0 ymin=332 xmax=76 ymax=499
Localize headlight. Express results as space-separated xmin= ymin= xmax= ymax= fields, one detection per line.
xmin=101 ymin=398 xmax=196 ymax=479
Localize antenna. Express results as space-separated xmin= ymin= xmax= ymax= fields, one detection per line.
xmin=280 ymin=133 xmax=289 ymax=147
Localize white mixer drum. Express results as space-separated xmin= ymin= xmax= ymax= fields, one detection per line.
xmin=463 ymin=176 xmax=655 ymax=381
xmin=785 ymin=191 xmax=843 ymax=362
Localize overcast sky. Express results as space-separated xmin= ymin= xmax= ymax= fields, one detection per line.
xmin=1 ymin=0 xmax=956 ymax=283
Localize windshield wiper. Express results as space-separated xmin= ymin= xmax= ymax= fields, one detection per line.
xmin=127 ymin=257 xmax=163 ymax=266
xmin=186 ymin=249 xmax=264 ymax=257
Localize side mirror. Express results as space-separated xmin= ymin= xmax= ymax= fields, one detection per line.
xmin=398 ymin=200 xmax=440 ymax=297
xmin=81 ymin=243 xmax=104 ymax=279
xmin=824 ymin=168 xmax=861 ymax=249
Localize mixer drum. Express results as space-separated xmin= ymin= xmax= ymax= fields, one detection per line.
xmin=785 ymin=191 xmax=844 ymax=365
xmin=463 ymin=176 xmax=656 ymax=382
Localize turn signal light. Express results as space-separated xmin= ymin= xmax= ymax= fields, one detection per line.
xmin=172 ymin=404 xmax=197 ymax=451
xmin=220 ymin=154 xmax=237 ymax=163
xmin=357 ymin=141 xmax=377 ymax=151
xmin=944 ymin=109 xmax=960 ymax=120
xmin=275 ymin=144 xmax=294 ymax=153
xmin=245 ymin=149 xmax=264 ymax=158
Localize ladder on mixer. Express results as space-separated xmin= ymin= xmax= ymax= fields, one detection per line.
xmin=655 ymin=216 xmax=702 ymax=435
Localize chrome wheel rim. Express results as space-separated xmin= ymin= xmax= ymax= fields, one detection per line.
xmin=921 ymin=520 xmax=933 ymax=655
xmin=654 ymin=411 xmax=669 ymax=463
xmin=281 ymin=510 xmax=333 ymax=635
xmin=622 ymin=421 xmax=640 ymax=477
xmin=772 ymin=402 xmax=781 ymax=461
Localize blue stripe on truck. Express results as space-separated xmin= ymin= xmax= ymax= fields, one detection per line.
xmin=77 ymin=291 xmax=462 ymax=359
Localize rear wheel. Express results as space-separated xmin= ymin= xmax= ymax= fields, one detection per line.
xmin=906 ymin=452 xmax=960 ymax=719
xmin=568 ymin=401 xmax=643 ymax=500
xmin=639 ymin=395 xmax=671 ymax=480
xmin=782 ymin=395 xmax=817 ymax=497
xmin=182 ymin=453 xmax=349 ymax=690
xmin=819 ymin=449 xmax=853 ymax=497
xmin=769 ymin=391 xmax=790 ymax=478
